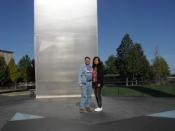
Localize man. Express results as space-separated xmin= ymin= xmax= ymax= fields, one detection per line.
xmin=79 ymin=56 xmax=93 ymax=113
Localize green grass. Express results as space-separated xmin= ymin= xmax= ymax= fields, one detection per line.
xmin=144 ymin=84 xmax=175 ymax=95
xmin=102 ymin=86 xmax=147 ymax=96
xmin=102 ymin=84 xmax=175 ymax=96
xmin=0 ymin=91 xmax=30 ymax=96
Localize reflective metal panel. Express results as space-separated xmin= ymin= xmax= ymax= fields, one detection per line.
xmin=34 ymin=0 xmax=98 ymax=96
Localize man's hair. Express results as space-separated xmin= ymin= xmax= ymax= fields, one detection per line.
xmin=84 ymin=56 xmax=90 ymax=60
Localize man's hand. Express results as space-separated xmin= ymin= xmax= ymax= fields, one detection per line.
xmin=98 ymin=84 xmax=100 ymax=87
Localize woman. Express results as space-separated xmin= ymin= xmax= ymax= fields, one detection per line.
xmin=92 ymin=56 xmax=104 ymax=112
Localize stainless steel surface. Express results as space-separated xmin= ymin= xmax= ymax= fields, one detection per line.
xmin=34 ymin=0 xmax=98 ymax=96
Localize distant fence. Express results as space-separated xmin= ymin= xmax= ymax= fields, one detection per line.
xmin=0 ymin=82 xmax=35 ymax=90
xmin=167 ymin=76 xmax=175 ymax=84
xmin=104 ymin=75 xmax=175 ymax=86
xmin=102 ymin=75 xmax=175 ymax=96
xmin=104 ymin=75 xmax=144 ymax=86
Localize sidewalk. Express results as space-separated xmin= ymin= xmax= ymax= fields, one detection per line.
xmin=0 ymin=93 xmax=175 ymax=131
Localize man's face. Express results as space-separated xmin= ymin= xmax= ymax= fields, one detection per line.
xmin=85 ymin=58 xmax=90 ymax=65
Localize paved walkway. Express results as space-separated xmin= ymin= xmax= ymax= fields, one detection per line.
xmin=0 ymin=93 xmax=175 ymax=131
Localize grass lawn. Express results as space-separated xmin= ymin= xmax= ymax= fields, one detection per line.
xmin=102 ymin=84 xmax=175 ymax=96
xmin=0 ymin=91 xmax=30 ymax=96
xmin=102 ymin=86 xmax=147 ymax=96
xmin=144 ymin=84 xmax=175 ymax=95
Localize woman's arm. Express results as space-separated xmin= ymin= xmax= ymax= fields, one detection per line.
xmin=97 ymin=65 xmax=104 ymax=86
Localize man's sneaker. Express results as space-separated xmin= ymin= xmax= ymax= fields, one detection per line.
xmin=94 ymin=107 xmax=103 ymax=112
xmin=80 ymin=108 xmax=87 ymax=113
xmin=86 ymin=107 xmax=93 ymax=112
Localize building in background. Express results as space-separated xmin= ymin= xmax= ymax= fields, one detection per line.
xmin=0 ymin=49 xmax=13 ymax=65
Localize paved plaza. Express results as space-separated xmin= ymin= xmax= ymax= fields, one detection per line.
xmin=0 ymin=92 xmax=175 ymax=131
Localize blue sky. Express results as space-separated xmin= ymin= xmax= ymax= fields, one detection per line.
xmin=0 ymin=0 xmax=175 ymax=73
xmin=0 ymin=0 xmax=33 ymax=62
xmin=98 ymin=0 xmax=175 ymax=73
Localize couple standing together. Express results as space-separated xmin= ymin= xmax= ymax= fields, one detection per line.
xmin=79 ymin=56 xmax=104 ymax=113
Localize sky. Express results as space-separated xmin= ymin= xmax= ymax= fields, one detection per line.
xmin=0 ymin=0 xmax=175 ymax=74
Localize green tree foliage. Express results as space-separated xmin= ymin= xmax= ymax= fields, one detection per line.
xmin=152 ymin=56 xmax=170 ymax=81
xmin=8 ymin=58 xmax=20 ymax=85
xmin=116 ymin=33 xmax=134 ymax=77
xmin=105 ymin=55 xmax=118 ymax=74
xmin=0 ymin=56 xmax=9 ymax=85
xmin=127 ymin=43 xmax=150 ymax=79
xmin=18 ymin=55 xmax=32 ymax=83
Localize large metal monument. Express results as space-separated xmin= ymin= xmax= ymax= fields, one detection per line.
xmin=34 ymin=0 xmax=98 ymax=97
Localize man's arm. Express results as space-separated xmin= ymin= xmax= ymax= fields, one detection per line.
xmin=78 ymin=66 xmax=83 ymax=87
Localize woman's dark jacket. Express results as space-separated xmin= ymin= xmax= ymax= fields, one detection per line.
xmin=93 ymin=64 xmax=104 ymax=87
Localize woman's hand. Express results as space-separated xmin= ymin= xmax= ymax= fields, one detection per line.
xmin=98 ymin=84 xmax=101 ymax=87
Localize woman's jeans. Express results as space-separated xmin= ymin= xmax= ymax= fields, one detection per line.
xmin=80 ymin=81 xmax=92 ymax=109
xmin=93 ymin=82 xmax=102 ymax=108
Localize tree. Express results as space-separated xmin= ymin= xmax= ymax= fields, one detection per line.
xmin=139 ymin=54 xmax=150 ymax=80
xmin=152 ymin=56 xmax=170 ymax=82
xmin=151 ymin=46 xmax=170 ymax=83
xmin=0 ymin=56 xmax=9 ymax=86
xmin=105 ymin=55 xmax=118 ymax=74
xmin=18 ymin=55 xmax=32 ymax=83
xmin=127 ymin=43 xmax=150 ymax=80
xmin=116 ymin=33 xmax=134 ymax=77
xmin=8 ymin=58 xmax=20 ymax=88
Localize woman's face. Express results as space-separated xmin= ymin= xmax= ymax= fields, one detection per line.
xmin=94 ymin=58 xmax=99 ymax=65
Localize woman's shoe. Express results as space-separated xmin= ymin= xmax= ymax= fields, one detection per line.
xmin=94 ymin=107 xmax=103 ymax=112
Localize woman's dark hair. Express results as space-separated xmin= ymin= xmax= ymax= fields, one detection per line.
xmin=92 ymin=56 xmax=102 ymax=68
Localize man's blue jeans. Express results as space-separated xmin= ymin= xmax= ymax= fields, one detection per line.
xmin=80 ymin=82 xmax=92 ymax=109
